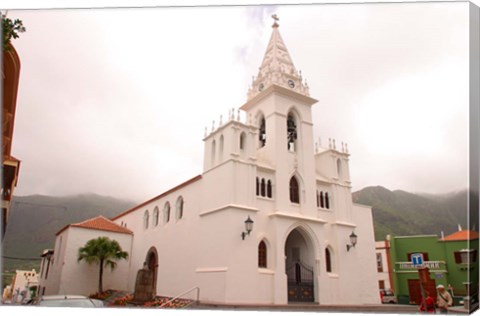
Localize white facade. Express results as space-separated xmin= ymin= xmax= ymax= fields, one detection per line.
xmin=376 ymin=240 xmax=393 ymax=291
xmin=39 ymin=217 xmax=132 ymax=296
xmin=42 ymin=20 xmax=379 ymax=305
xmin=9 ymin=269 xmax=38 ymax=303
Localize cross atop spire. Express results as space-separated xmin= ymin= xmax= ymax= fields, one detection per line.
xmin=272 ymin=14 xmax=279 ymax=28
xmin=247 ymin=16 xmax=310 ymax=101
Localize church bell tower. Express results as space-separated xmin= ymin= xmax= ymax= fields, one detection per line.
xmin=240 ymin=15 xmax=319 ymax=216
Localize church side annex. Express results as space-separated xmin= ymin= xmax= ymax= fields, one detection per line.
xmin=38 ymin=15 xmax=379 ymax=306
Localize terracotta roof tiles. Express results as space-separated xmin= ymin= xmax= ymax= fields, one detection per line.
xmin=442 ymin=230 xmax=479 ymax=241
xmin=56 ymin=215 xmax=133 ymax=236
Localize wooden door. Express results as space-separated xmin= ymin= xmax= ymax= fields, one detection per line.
xmin=407 ymin=279 xmax=437 ymax=305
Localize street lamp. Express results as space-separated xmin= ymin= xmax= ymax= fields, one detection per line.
xmin=346 ymin=231 xmax=357 ymax=251
xmin=241 ymin=216 xmax=254 ymax=240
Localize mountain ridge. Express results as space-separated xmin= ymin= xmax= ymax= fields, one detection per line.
xmin=352 ymin=185 xmax=471 ymax=241
xmin=2 ymin=187 xmax=474 ymax=275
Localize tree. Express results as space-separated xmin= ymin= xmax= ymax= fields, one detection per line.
xmin=2 ymin=14 xmax=26 ymax=51
xmin=77 ymin=236 xmax=129 ymax=293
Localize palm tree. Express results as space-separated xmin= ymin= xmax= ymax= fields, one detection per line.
xmin=77 ymin=236 xmax=129 ymax=293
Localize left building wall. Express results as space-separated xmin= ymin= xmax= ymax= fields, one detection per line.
xmin=41 ymin=227 xmax=132 ymax=296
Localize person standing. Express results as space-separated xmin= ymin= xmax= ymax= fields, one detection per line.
xmin=436 ymin=284 xmax=453 ymax=314
xmin=419 ymin=291 xmax=436 ymax=313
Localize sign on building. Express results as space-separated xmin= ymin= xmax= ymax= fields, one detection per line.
xmin=411 ymin=253 xmax=424 ymax=268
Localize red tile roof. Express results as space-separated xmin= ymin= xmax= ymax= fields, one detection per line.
xmin=442 ymin=230 xmax=479 ymax=241
xmin=56 ymin=215 xmax=133 ymax=236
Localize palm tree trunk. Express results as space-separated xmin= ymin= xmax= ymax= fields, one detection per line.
xmin=99 ymin=259 xmax=104 ymax=293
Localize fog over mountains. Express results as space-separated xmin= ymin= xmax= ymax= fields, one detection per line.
xmin=352 ymin=186 xmax=472 ymax=240
xmin=2 ymin=186 xmax=474 ymax=272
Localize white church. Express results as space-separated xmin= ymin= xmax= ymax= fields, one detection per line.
xmin=38 ymin=17 xmax=379 ymax=305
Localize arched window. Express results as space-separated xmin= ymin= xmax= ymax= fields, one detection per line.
xmin=337 ymin=158 xmax=342 ymax=178
xmin=163 ymin=202 xmax=171 ymax=223
xmin=261 ymin=178 xmax=266 ymax=197
xmin=287 ymin=113 xmax=297 ymax=152
xmin=256 ymin=177 xmax=259 ymax=196
xmin=219 ymin=135 xmax=224 ymax=161
xmin=258 ymin=241 xmax=267 ymax=268
xmin=267 ymin=180 xmax=272 ymax=198
xmin=325 ymin=193 xmax=330 ymax=209
xmin=259 ymin=116 xmax=266 ymax=148
xmin=144 ymin=210 xmax=149 ymax=229
xmin=325 ymin=247 xmax=332 ymax=272
xmin=211 ymin=140 xmax=216 ymax=165
xmin=240 ymin=132 xmax=246 ymax=151
xmin=289 ymin=176 xmax=300 ymax=204
xmin=153 ymin=206 xmax=159 ymax=227
xmin=176 ymin=196 xmax=184 ymax=220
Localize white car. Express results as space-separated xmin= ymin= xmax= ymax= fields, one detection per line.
xmin=380 ymin=289 xmax=397 ymax=304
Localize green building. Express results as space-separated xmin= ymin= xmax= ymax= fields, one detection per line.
xmin=388 ymin=230 xmax=478 ymax=306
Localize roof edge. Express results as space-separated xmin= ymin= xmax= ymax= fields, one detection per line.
xmin=112 ymin=174 xmax=202 ymax=221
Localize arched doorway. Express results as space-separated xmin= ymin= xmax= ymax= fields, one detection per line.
xmin=145 ymin=247 xmax=158 ymax=296
xmin=285 ymin=228 xmax=316 ymax=302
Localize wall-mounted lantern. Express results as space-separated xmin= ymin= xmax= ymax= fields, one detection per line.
xmin=241 ymin=216 xmax=254 ymax=240
xmin=346 ymin=231 xmax=357 ymax=251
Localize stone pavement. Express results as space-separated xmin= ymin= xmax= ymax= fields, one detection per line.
xmin=191 ymin=302 xmax=420 ymax=313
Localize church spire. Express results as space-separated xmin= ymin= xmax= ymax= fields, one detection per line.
xmin=247 ymin=15 xmax=310 ymax=101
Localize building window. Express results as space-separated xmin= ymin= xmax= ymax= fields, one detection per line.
xmin=454 ymin=249 xmax=477 ymax=264
xmin=325 ymin=248 xmax=332 ymax=273
xmin=256 ymin=177 xmax=273 ymax=199
xmin=379 ymin=280 xmax=385 ymax=290
xmin=153 ymin=207 xmax=159 ymax=227
xmin=377 ymin=253 xmax=383 ymax=272
xmin=144 ymin=210 xmax=149 ymax=229
xmin=219 ymin=135 xmax=224 ymax=160
xmin=163 ymin=202 xmax=171 ymax=223
xmin=259 ymin=116 xmax=266 ymax=148
xmin=240 ymin=132 xmax=246 ymax=151
xmin=317 ymin=191 xmax=331 ymax=209
xmin=287 ymin=113 xmax=297 ymax=152
xmin=337 ymin=158 xmax=342 ymax=178
xmin=258 ymin=241 xmax=267 ymax=268
xmin=176 ymin=196 xmax=184 ymax=220
xmin=289 ymin=176 xmax=300 ymax=204
xmin=211 ymin=140 xmax=216 ymax=165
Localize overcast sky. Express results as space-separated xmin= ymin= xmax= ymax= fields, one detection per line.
xmin=4 ymin=1 xmax=472 ymax=202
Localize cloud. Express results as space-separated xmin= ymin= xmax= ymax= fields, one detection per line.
xmin=9 ymin=2 xmax=470 ymax=201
